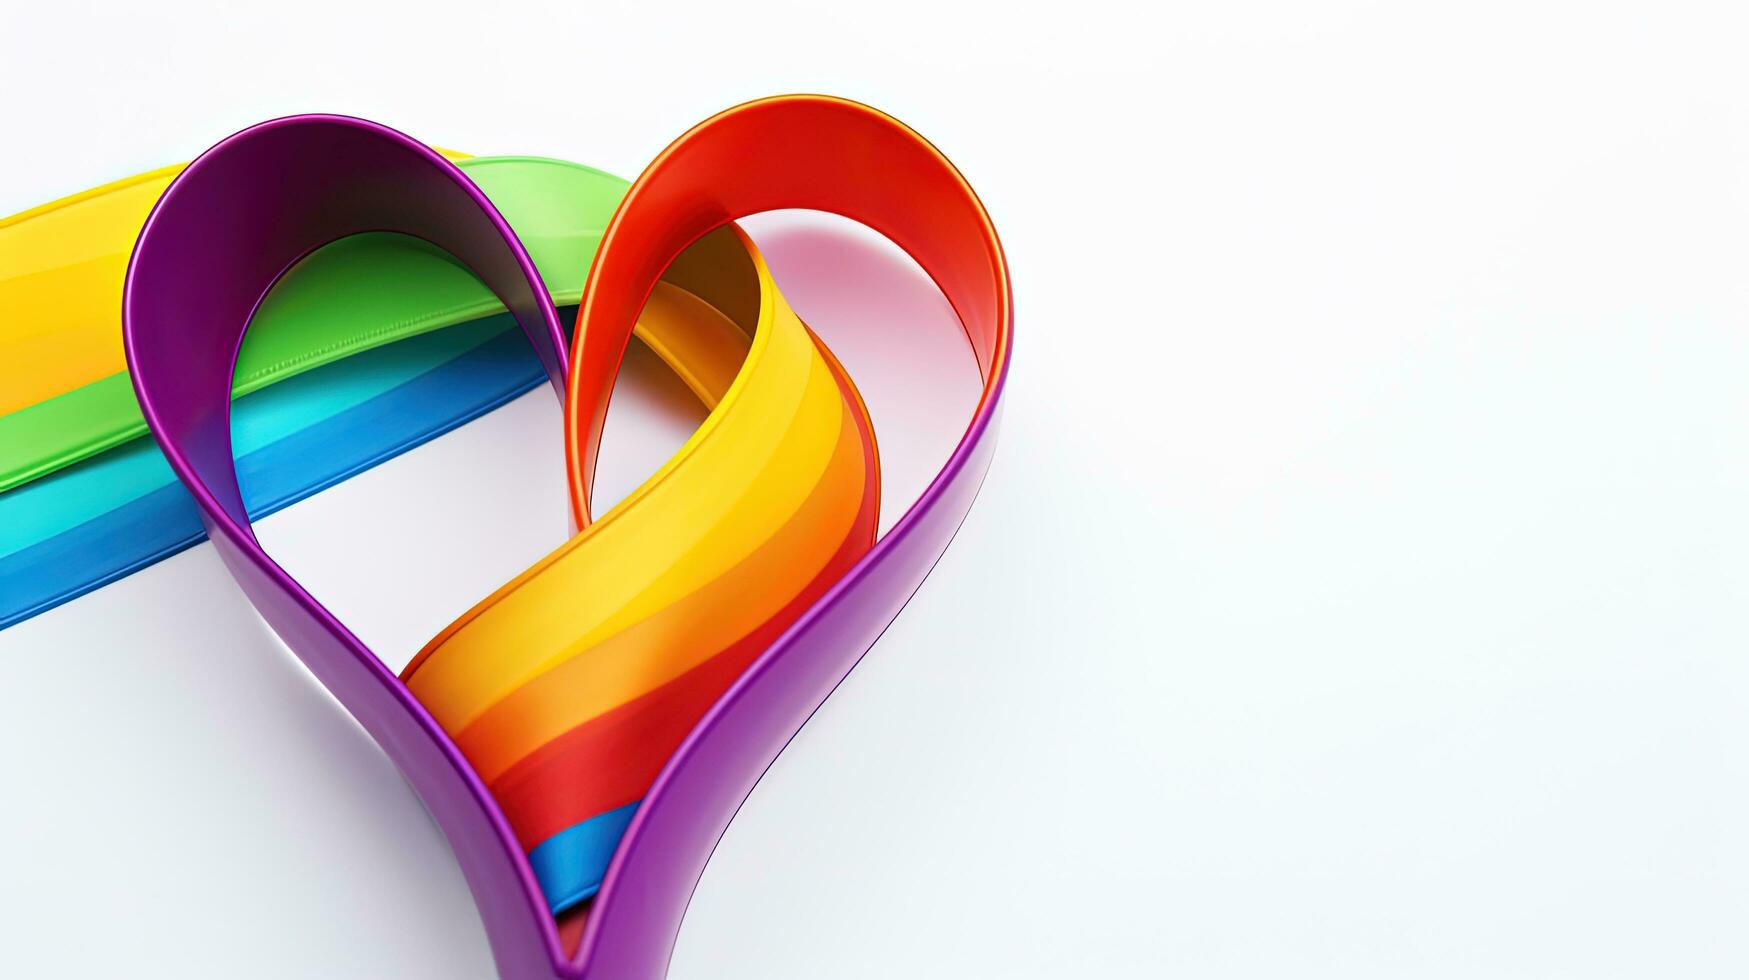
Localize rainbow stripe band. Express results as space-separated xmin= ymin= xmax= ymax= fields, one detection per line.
xmin=0 ymin=155 xmax=633 ymax=627
xmin=122 ymin=97 xmax=1011 ymax=980
xmin=0 ymin=315 xmax=545 ymax=628
xmin=402 ymin=223 xmax=882 ymax=913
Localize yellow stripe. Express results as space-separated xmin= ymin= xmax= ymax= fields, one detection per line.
xmin=0 ymin=149 xmax=469 ymax=415
xmin=453 ymin=396 xmax=871 ymax=782
xmin=404 ymin=227 xmax=872 ymax=756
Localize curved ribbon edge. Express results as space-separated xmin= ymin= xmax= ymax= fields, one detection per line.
xmin=120 ymin=97 xmax=1011 ymax=980
xmin=122 ymin=114 xmax=575 ymax=980
xmin=568 ymin=95 xmax=1012 ymax=979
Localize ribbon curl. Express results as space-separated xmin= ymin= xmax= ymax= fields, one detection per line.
xmin=121 ymin=95 xmax=1009 ymax=980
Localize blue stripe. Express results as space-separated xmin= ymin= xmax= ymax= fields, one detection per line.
xmin=0 ymin=313 xmax=520 ymax=557
xmin=525 ymin=801 xmax=642 ymax=914
xmin=0 ymin=315 xmax=552 ymax=630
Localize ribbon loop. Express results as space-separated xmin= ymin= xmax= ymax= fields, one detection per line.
xmin=126 ymin=115 xmax=568 ymax=530
xmin=569 ymin=95 xmax=1012 ymax=979
xmin=125 ymin=114 xmax=574 ymax=980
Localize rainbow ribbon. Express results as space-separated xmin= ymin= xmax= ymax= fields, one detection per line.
xmin=0 ymin=154 xmax=628 ymax=626
xmin=13 ymin=95 xmax=1011 ymax=980
xmin=401 ymin=217 xmax=881 ymax=913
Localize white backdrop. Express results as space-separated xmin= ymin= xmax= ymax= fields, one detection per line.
xmin=4 ymin=2 xmax=1749 ymax=977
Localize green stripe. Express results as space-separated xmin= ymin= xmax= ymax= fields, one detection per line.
xmin=0 ymin=155 xmax=627 ymax=493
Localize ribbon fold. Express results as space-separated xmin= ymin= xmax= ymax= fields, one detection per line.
xmin=117 ymin=95 xmax=1009 ymax=980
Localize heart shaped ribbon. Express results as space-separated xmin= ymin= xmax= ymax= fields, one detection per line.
xmin=123 ymin=96 xmax=1010 ymax=979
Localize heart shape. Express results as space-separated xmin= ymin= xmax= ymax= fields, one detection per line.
xmin=123 ymin=96 xmax=1011 ymax=980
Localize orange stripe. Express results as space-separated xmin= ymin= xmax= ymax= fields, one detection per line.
xmin=454 ymin=357 xmax=874 ymax=783
xmin=489 ymin=343 xmax=879 ymax=848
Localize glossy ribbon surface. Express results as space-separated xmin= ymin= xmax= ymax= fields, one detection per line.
xmin=404 ymin=221 xmax=880 ymax=912
xmin=122 ymin=96 xmax=1010 ymax=980
xmin=0 ymin=156 xmax=629 ymax=626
